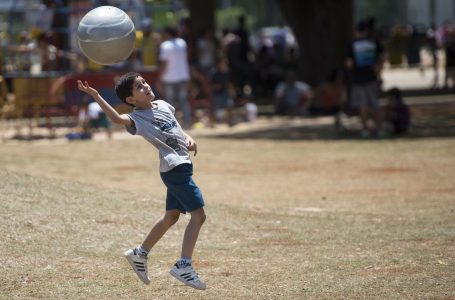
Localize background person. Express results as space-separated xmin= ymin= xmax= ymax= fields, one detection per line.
xmin=211 ymin=56 xmax=234 ymax=124
xmin=157 ymin=26 xmax=192 ymax=129
xmin=274 ymin=70 xmax=312 ymax=116
xmin=78 ymin=101 xmax=112 ymax=139
xmin=384 ymin=87 xmax=411 ymax=135
xmin=345 ymin=21 xmax=386 ymax=138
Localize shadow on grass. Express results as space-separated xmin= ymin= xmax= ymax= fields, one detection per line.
xmin=207 ymin=116 xmax=455 ymax=141
xmin=9 ymin=134 xmax=59 ymax=141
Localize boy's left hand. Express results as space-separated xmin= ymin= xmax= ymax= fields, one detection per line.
xmin=77 ymin=80 xmax=99 ymax=98
xmin=186 ymin=136 xmax=197 ymax=156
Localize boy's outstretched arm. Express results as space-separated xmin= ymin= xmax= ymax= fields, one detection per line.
xmin=77 ymin=80 xmax=132 ymax=126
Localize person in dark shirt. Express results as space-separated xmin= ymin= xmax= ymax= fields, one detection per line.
xmin=345 ymin=21 xmax=386 ymax=138
xmin=211 ymin=56 xmax=234 ymax=124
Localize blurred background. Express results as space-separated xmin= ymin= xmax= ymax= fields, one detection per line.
xmin=0 ymin=0 xmax=454 ymax=140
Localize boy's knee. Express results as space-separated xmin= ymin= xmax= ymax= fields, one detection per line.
xmin=199 ymin=212 xmax=206 ymax=224
xmin=191 ymin=209 xmax=206 ymax=225
xmin=163 ymin=211 xmax=180 ymax=226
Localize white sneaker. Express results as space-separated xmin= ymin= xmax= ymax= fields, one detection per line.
xmin=124 ymin=247 xmax=150 ymax=284
xmin=170 ymin=262 xmax=206 ymax=290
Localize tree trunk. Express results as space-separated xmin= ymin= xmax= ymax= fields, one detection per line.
xmin=276 ymin=0 xmax=353 ymax=87
xmin=187 ymin=0 xmax=216 ymax=41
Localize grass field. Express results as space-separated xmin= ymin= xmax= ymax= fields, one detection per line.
xmin=1 ymin=121 xmax=454 ymax=299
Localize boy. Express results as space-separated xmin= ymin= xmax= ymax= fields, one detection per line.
xmin=77 ymin=72 xmax=207 ymax=290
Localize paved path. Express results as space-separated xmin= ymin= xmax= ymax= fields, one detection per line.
xmin=382 ymin=67 xmax=439 ymax=91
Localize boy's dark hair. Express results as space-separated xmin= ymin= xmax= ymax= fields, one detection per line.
xmin=115 ymin=72 xmax=140 ymax=106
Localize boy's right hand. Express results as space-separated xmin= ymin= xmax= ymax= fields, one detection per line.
xmin=77 ymin=80 xmax=99 ymax=98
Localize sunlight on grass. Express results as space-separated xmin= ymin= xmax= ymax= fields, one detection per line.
xmin=1 ymin=136 xmax=454 ymax=299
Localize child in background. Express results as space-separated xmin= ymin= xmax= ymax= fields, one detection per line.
xmin=77 ymin=101 xmax=112 ymax=139
xmin=384 ymin=87 xmax=411 ymax=135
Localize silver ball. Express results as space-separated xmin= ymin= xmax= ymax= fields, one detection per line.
xmin=77 ymin=6 xmax=136 ymax=65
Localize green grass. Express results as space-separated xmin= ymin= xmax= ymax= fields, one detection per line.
xmin=0 ymin=133 xmax=454 ymax=299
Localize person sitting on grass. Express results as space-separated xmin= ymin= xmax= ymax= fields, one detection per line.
xmin=77 ymin=72 xmax=207 ymax=290
xmin=274 ymin=70 xmax=313 ymax=116
xmin=77 ymin=100 xmax=112 ymax=139
xmin=384 ymin=87 xmax=411 ymax=135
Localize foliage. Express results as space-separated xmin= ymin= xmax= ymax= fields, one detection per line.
xmin=215 ymin=6 xmax=256 ymax=32
xmin=142 ymin=1 xmax=189 ymax=29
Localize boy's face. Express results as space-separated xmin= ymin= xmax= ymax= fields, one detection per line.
xmin=126 ymin=76 xmax=155 ymax=108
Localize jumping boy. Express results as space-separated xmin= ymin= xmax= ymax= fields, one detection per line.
xmin=77 ymin=72 xmax=207 ymax=290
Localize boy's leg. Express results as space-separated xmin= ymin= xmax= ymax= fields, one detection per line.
xmin=124 ymin=209 xmax=180 ymax=284
xmin=142 ymin=209 xmax=180 ymax=251
xmin=181 ymin=207 xmax=206 ymax=259
xmin=170 ymin=207 xmax=207 ymax=290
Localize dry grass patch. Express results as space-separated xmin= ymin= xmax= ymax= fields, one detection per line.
xmin=0 ymin=134 xmax=454 ymax=299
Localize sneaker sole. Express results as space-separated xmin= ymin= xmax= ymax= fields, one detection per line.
xmin=170 ymin=269 xmax=206 ymax=290
xmin=124 ymin=252 xmax=150 ymax=285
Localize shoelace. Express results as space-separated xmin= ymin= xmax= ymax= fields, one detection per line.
xmin=134 ymin=248 xmax=148 ymax=259
xmin=176 ymin=261 xmax=191 ymax=268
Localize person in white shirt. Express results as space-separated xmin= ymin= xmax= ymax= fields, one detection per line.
xmin=196 ymin=29 xmax=216 ymax=76
xmin=157 ymin=26 xmax=192 ymax=129
xmin=78 ymin=101 xmax=112 ymax=139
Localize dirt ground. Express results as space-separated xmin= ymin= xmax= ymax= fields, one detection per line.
xmin=0 ymin=115 xmax=454 ymax=299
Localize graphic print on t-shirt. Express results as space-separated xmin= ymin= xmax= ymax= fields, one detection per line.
xmin=152 ymin=110 xmax=177 ymax=132
xmin=165 ymin=138 xmax=181 ymax=151
xmin=353 ymin=39 xmax=377 ymax=67
xmin=151 ymin=108 xmax=182 ymax=152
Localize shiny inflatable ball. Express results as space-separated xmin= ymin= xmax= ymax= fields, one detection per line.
xmin=77 ymin=6 xmax=136 ymax=65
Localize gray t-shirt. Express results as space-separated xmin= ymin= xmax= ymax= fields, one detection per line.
xmin=126 ymin=100 xmax=191 ymax=172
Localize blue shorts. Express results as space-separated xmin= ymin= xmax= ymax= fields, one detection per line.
xmin=160 ymin=163 xmax=205 ymax=213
